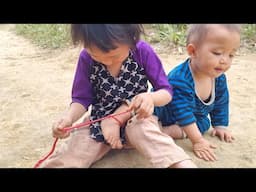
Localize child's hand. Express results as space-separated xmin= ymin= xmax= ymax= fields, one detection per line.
xmin=211 ymin=127 xmax=234 ymax=142
xmin=52 ymin=117 xmax=72 ymax=139
xmin=101 ymin=118 xmax=123 ymax=149
xmin=129 ymin=92 xmax=154 ymax=119
xmin=193 ymin=138 xmax=217 ymax=161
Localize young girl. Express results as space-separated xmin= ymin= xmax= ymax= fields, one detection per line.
xmin=39 ymin=24 xmax=196 ymax=168
xmin=154 ymin=24 xmax=241 ymax=162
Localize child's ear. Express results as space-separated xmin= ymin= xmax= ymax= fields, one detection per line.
xmin=186 ymin=43 xmax=196 ymax=57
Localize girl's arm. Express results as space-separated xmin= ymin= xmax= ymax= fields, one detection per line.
xmin=66 ymin=102 xmax=87 ymax=123
xmin=128 ymin=89 xmax=171 ymax=120
xmin=52 ymin=102 xmax=87 ymax=139
xmin=150 ymin=89 xmax=172 ymax=106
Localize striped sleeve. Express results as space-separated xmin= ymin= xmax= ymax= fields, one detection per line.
xmin=169 ymin=76 xmax=197 ymax=127
xmin=210 ymin=74 xmax=229 ymax=127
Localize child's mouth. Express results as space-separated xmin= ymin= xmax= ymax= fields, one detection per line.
xmin=214 ymin=68 xmax=223 ymax=73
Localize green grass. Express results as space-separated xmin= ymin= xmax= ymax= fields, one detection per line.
xmin=146 ymin=24 xmax=256 ymax=52
xmin=241 ymin=24 xmax=256 ymax=51
xmin=15 ymin=24 xmax=256 ymax=52
xmin=15 ymin=24 xmax=71 ymax=49
xmin=145 ymin=24 xmax=187 ymax=47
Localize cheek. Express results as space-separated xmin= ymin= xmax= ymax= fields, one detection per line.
xmin=224 ymin=65 xmax=231 ymax=71
xmin=199 ymin=62 xmax=214 ymax=72
xmin=115 ymin=55 xmax=127 ymax=64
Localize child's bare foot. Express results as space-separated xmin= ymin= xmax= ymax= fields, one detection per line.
xmin=106 ymin=128 xmax=123 ymax=149
xmin=101 ymin=118 xmax=123 ymax=149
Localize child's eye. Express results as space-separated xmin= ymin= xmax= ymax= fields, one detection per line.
xmin=213 ymin=52 xmax=221 ymax=55
xmin=229 ymin=54 xmax=235 ymax=58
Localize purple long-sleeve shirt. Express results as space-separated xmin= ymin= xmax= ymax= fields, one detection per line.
xmin=71 ymin=40 xmax=173 ymax=142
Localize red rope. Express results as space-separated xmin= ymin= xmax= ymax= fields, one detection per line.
xmin=34 ymin=110 xmax=131 ymax=168
xmin=109 ymin=116 xmax=123 ymax=127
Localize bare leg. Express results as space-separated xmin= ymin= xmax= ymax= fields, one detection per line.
xmin=161 ymin=124 xmax=185 ymax=139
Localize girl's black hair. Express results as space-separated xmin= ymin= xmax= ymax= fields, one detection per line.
xmin=71 ymin=24 xmax=144 ymax=52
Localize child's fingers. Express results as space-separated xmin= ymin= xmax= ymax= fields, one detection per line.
xmin=112 ymin=140 xmax=123 ymax=149
xmin=194 ymin=151 xmax=202 ymax=159
xmin=203 ymin=151 xmax=216 ymax=161
xmin=135 ymin=111 xmax=144 ymax=119
xmin=195 ymin=151 xmax=210 ymax=161
xmin=59 ymin=120 xmax=72 ymax=129
xmin=207 ymin=146 xmax=217 ymax=160
xmin=110 ymin=138 xmax=122 ymax=149
xmin=52 ymin=127 xmax=64 ymax=137
xmin=60 ymin=132 xmax=70 ymax=139
xmin=205 ymin=150 xmax=217 ymax=161
xmin=53 ymin=128 xmax=70 ymax=139
xmin=200 ymin=152 xmax=210 ymax=161
xmin=219 ymin=134 xmax=225 ymax=141
xmin=225 ymin=134 xmax=234 ymax=142
xmin=57 ymin=119 xmax=66 ymax=128
xmin=136 ymin=103 xmax=153 ymax=119
xmin=106 ymin=135 xmax=113 ymax=145
xmin=116 ymin=140 xmax=123 ymax=149
xmin=109 ymin=139 xmax=116 ymax=149
xmin=195 ymin=149 xmax=216 ymax=161
xmin=211 ymin=129 xmax=216 ymax=137
xmin=210 ymin=143 xmax=217 ymax=149
xmin=129 ymin=96 xmax=142 ymax=111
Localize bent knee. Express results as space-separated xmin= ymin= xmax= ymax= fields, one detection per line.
xmin=125 ymin=116 xmax=160 ymax=139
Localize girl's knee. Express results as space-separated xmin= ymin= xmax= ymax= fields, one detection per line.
xmin=125 ymin=116 xmax=161 ymax=140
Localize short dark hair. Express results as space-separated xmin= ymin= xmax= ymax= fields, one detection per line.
xmin=186 ymin=24 xmax=241 ymax=46
xmin=71 ymin=24 xmax=144 ymax=52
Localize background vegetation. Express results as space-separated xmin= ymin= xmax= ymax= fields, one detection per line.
xmin=15 ymin=24 xmax=256 ymax=52
xmin=15 ymin=24 xmax=71 ymax=49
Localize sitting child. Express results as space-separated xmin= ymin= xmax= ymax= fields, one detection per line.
xmin=154 ymin=24 xmax=241 ymax=161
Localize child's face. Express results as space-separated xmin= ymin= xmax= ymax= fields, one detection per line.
xmin=190 ymin=25 xmax=240 ymax=78
xmin=86 ymin=44 xmax=130 ymax=66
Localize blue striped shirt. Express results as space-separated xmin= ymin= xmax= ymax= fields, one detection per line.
xmin=154 ymin=58 xmax=229 ymax=134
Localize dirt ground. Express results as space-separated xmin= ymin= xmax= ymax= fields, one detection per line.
xmin=1 ymin=24 xmax=256 ymax=168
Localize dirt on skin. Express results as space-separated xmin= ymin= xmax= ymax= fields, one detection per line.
xmin=1 ymin=24 xmax=256 ymax=168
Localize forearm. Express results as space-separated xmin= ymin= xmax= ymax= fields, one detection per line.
xmin=65 ymin=102 xmax=87 ymax=123
xmin=183 ymin=123 xmax=204 ymax=144
xmin=150 ymin=89 xmax=172 ymax=106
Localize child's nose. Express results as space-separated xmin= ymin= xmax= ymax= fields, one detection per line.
xmin=220 ymin=55 xmax=230 ymax=65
